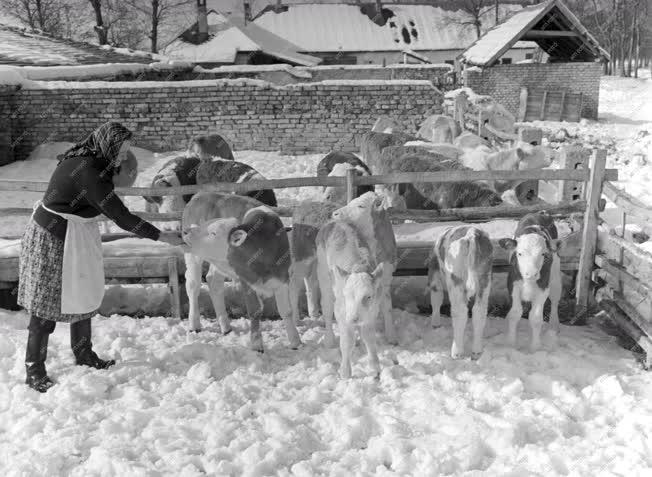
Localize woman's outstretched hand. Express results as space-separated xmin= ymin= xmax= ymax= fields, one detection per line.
xmin=158 ymin=231 xmax=185 ymax=246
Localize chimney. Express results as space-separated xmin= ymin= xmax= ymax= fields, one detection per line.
xmin=197 ymin=0 xmax=208 ymax=44
xmin=244 ymin=2 xmax=252 ymax=23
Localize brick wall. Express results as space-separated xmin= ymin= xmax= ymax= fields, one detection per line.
xmin=0 ymin=86 xmax=17 ymax=166
xmin=464 ymin=62 xmax=602 ymax=120
xmin=10 ymin=79 xmax=443 ymax=160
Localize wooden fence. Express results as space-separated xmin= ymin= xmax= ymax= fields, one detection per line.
xmin=0 ymin=152 xmax=625 ymax=332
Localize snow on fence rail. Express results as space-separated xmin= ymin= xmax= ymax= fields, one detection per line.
xmin=0 ymin=154 xmax=620 ymax=326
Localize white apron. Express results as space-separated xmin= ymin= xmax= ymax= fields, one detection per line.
xmin=35 ymin=201 xmax=105 ymax=314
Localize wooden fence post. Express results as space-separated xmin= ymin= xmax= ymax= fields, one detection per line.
xmin=574 ymin=149 xmax=607 ymax=320
xmin=345 ymin=167 xmax=356 ymax=204
xmin=168 ymin=256 xmax=181 ymax=318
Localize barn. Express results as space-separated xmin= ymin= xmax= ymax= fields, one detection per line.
xmin=458 ymin=0 xmax=610 ymax=120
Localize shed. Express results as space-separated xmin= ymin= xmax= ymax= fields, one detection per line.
xmin=458 ymin=0 xmax=610 ymax=121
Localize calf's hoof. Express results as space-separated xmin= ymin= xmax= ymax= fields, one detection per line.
xmin=289 ymin=339 xmax=302 ymax=350
xmin=471 ymin=351 xmax=483 ymax=361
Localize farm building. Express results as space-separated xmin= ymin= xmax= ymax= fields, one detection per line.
xmin=0 ymin=23 xmax=158 ymax=66
xmin=166 ymin=1 xmax=537 ymax=66
xmin=458 ymin=0 xmax=610 ymax=120
xmin=163 ymin=4 xmax=321 ymax=67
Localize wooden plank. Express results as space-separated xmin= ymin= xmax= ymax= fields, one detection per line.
xmin=559 ymin=91 xmax=567 ymax=121
xmin=599 ymin=299 xmax=652 ymax=368
xmin=0 ymin=168 xmax=619 ymax=198
xmin=518 ymin=86 xmax=528 ymax=123
xmin=540 ymin=91 xmax=548 ymax=120
xmin=598 ymin=233 xmax=652 ymax=289
xmin=595 ymin=254 xmax=652 ymax=298
xmin=345 ymin=167 xmax=356 ymax=203
xmin=613 ymin=292 xmax=652 ymax=344
xmin=522 ymin=30 xmax=581 ymax=38
xmin=168 ymin=257 xmax=181 ymax=318
xmin=603 ymin=181 xmax=652 ymax=223
xmin=575 ymin=149 xmax=608 ymax=319
xmin=388 ymin=199 xmax=586 ymax=222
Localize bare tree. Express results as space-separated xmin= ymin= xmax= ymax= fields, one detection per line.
xmin=1 ymin=0 xmax=67 ymax=34
xmin=446 ymin=0 xmax=494 ymax=39
xmin=87 ymin=0 xmax=109 ymax=44
xmin=124 ymin=0 xmax=193 ymax=53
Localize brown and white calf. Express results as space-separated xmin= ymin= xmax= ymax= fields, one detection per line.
xmin=316 ymin=220 xmax=385 ymax=378
xmin=183 ymin=193 xmax=301 ymax=351
xmin=428 ymin=226 xmax=493 ymax=359
xmin=317 ymin=151 xmax=374 ymax=205
xmin=499 ymin=212 xmax=562 ymax=351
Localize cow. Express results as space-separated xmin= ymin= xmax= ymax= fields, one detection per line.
xmin=187 ymin=134 xmax=234 ymax=161
xmin=359 ymin=131 xmax=419 ymax=174
xmin=143 ymin=157 xmax=276 ymax=214
xmin=499 ymin=212 xmax=562 ymax=351
xmin=376 ymin=148 xmax=504 ymax=210
xmin=329 ymin=192 xmax=398 ymax=346
xmin=417 ymin=114 xmax=461 ymax=144
xmin=317 ymin=151 xmax=374 ymax=204
xmin=289 ymin=201 xmax=340 ymax=325
xmin=316 ymin=220 xmax=385 ymax=378
xmin=182 ymin=192 xmax=301 ymax=351
xmin=428 ymin=226 xmax=493 ymax=359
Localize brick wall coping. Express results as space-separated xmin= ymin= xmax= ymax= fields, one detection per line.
xmin=20 ymin=78 xmax=439 ymax=91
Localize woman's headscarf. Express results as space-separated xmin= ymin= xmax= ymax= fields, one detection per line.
xmin=59 ymin=122 xmax=133 ymax=176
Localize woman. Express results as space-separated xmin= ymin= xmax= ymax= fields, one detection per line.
xmin=18 ymin=122 xmax=184 ymax=393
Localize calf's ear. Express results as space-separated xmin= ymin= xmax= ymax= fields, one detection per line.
xmin=229 ymin=229 xmax=248 ymax=247
xmin=499 ymin=238 xmax=517 ymax=250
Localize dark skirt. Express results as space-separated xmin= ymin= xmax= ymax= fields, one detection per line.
xmin=17 ymin=219 xmax=98 ymax=323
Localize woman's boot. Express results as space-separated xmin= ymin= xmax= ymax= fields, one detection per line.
xmin=25 ymin=316 xmax=55 ymax=393
xmin=70 ymin=318 xmax=115 ymax=369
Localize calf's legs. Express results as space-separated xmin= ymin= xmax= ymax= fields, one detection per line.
xmin=184 ymin=253 xmax=204 ymax=332
xmin=380 ymin=264 xmax=398 ymax=345
xmin=242 ymin=283 xmax=264 ymax=353
xmin=548 ymin=255 xmax=562 ymax=335
xmin=316 ymin=256 xmax=336 ymax=348
xmin=471 ymin=286 xmax=490 ymax=359
xmin=304 ymin=269 xmax=321 ymax=319
xmin=448 ymin=286 xmax=468 ymax=359
xmin=361 ymin=320 xmax=380 ymax=378
xmin=428 ymin=270 xmax=445 ymax=329
xmin=529 ymin=292 xmax=548 ymax=352
xmin=274 ymin=284 xmax=302 ymax=349
xmin=506 ymin=282 xmax=524 ymax=347
xmin=206 ymin=265 xmax=231 ymax=335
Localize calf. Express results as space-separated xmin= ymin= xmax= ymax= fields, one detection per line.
xmin=143 ymin=155 xmax=201 ymax=213
xmin=317 ymin=151 xmax=374 ymax=204
xmin=371 ymin=116 xmax=404 ymax=134
xmin=499 ymin=212 xmax=562 ymax=351
xmin=183 ymin=193 xmax=301 ymax=351
xmin=289 ymin=201 xmax=340 ymax=324
xmin=417 ymin=114 xmax=461 ymax=144
xmin=316 ymin=220 xmax=384 ymax=378
xmin=359 ymin=131 xmax=418 ymax=174
xmin=187 ymin=134 xmax=234 ymax=161
xmin=144 ymin=157 xmax=277 ymax=214
xmin=376 ymin=148 xmax=503 ymax=210
xmin=329 ymin=192 xmax=398 ymax=346
xmin=428 ymin=226 xmax=493 ymax=359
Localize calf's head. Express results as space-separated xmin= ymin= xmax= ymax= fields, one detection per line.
xmin=183 ymin=217 xmax=239 ymax=262
xmin=500 ymin=233 xmax=560 ymax=282
xmin=322 ymin=163 xmax=370 ymax=205
xmin=334 ymin=262 xmax=384 ymax=324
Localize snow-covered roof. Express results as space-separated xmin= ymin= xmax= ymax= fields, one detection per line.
xmin=0 ymin=23 xmax=159 ymax=66
xmin=253 ymin=3 xmax=536 ymax=53
xmin=164 ymin=11 xmax=320 ymax=66
xmin=460 ymin=0 xmax=610 ymax=66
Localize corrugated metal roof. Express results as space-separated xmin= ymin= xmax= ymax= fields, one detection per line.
xmin=164 ymin=11 xmax=321 ymax=66
xmin=253 ymin=3 xmax=534 ymax=53
xmin=0 ymin=24 xmax=157 ymax=66
xmin=460 ymin=0 xmax=609 ymax=66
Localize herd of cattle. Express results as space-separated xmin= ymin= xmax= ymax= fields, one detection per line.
xmin=114 ymin=115 xmax=565 ymax=378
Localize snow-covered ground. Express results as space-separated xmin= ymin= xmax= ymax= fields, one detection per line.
xmin=1 ymin=73 xmax=652 ymax=476
xmin=2 ymin=309 xmax=651 ymax=476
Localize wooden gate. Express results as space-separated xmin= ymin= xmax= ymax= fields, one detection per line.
xmin=518 ymin=87 xmax=583 ymax=122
